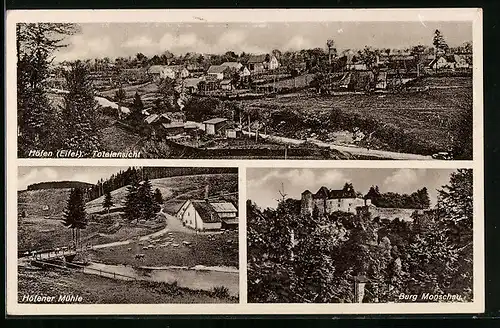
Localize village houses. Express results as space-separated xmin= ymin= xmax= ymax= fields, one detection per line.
xmin=247 ymin=54 xmax=280 ymax=73
xmin=147 ymin=65 xmax=190 ymax=80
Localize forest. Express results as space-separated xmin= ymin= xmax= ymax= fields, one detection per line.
xmin=364 ymin=186 xmax=430 ymax=209
xmin=26 ymin=181 xmax=94 ymax=191
xmin=247 ymin=169 xmax=473 ymax=303
xmin=85 ymin=167 xmax=237 ymax=201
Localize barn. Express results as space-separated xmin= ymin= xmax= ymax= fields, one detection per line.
xmin=203 ymin=118 xmax=228 ymax=135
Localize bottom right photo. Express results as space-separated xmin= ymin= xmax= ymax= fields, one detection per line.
xmin=246 ymin=168 xmax=473 ymax=304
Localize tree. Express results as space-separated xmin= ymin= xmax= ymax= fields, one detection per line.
xmin=17 ymin=23 xmax=79 ymax=155
xmin=62 ymin=188 xmax=87 ymax=249
xmin=124 ymin=177 xmax=140 ymax=223
xmin=127 ymin=92 xmax=145 ymax=126
xmin=114 ymin=87 xmax=127 ymax=119
xmin=137 ymin=177 xmax=157 ymax=221
xmin=433 ymin=30 xmax=449 ymax=54
xmin=61 ymin=60 xmax=100 ymax=155
xmin=102 ymin=189 xmax=114 ymax=214
xmin=154 ymin=188 xmax=164 ymax=205
xmin=438 ymin=169 xmax=473 ymax=228
xmin=326 ymin=39 xmax=336 ymax=66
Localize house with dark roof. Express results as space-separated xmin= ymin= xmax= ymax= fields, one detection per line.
xmin=248 ymin=54 xmax=279 ymax=73
xmin=176 ymin=199 xmax=238 ymax=231
xmin=207 ymin=65 xmax=231 ymax=80
xmin=203 ymin=117 xmax=229 ymax=135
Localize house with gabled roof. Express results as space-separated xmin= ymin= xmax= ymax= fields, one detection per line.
xmin=248 ymin=54 xmax=279 ymax=73
xmin=176 ymin=199 xmax=238 ymax=231
xmin=147 ymin=65 xmax=190 ymax=80
xmin=207 ymin=65 xmax=231 ymax=80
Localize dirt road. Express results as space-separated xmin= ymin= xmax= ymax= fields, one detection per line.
xmin=242 ymin=131 xmax=433 ymax=160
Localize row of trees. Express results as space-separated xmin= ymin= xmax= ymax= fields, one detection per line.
xmin=248 ymin=169 xmax=473 ymax=303
xmin=17 ymin=23 xmax=102 ymax=156
xmin=365 ymin=186 xmax=431 ymax=209
xmin=86 ymin=166 xmax=237 ymax=201
xmin=123 ymin=177 xmax=162 ymax=222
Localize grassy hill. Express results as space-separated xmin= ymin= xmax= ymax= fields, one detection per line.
xmin=18 ymin=188 xmax=72 ymax=218
xmin=86 ymin=173 xmax=238 ymax=215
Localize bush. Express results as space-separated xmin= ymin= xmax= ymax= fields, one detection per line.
xmin=212 ymin=286 xmax=230 ymax=298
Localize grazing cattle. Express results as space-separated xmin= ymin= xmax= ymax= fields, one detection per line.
xmin=127 ymin=247 xmax=132 ymax=251
xmin=142 ymin=246 xmax=148 ymax=250
xmin=135 ymin=253 xmax=145 ymax=259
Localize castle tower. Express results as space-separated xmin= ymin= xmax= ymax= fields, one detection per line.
xmin=300 ymin=190 xmax=313 ymax=216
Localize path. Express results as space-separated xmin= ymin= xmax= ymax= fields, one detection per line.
xmin=242 ymin=130 xmax=432 ymax=160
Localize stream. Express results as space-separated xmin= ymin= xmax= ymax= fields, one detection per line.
xmin=85 ymin=262 xmax=239 ymax=297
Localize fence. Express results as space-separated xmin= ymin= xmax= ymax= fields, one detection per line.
xmin=30 ymin=259 xmax=138 ymax=281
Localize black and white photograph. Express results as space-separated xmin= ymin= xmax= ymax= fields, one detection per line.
xmin=15 ymin=20 xmax=473 ymax=160
xmin=247 ymin=168 xmax=473 ymax=303
xmin=17 ymin=166 xmax=239 ymax=304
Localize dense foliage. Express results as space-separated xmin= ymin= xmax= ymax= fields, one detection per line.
xmin=85 ymin=167 xmax=237 ymax=201
xmin=26 ymin=181 xmax=94 ymax=191
xmin=61 ymin=187 xmax=88 ymax=249
xmin=247 ymin=169 xmax=473 ymax=303
xmin=365 ymin=186 xmax=430 ymax=209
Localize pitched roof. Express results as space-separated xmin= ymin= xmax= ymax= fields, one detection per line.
xmin=220 ymin=79 xmax=232 ymax=85
xmin=209 ymin=202 xmax=237 ymax=213
xmin=145 ymin=114 xmax=159 ymax=124
xmin=329 ymin=188 xmax=357 ymax=199
xmin=203 ymin=117 xmax=228 ymax=125
xmin=166 ymin=65 xmax=187 ymax=72
xmin=221 ymin=62 xmax=242 ymax=69
xmin=191 ymin=200 xmax=221 ymax=223
xmin=184 ymin=77 xmax=203 ymax=88
xmin=207 ymin=65 xmax=229 ymax=74
xmin=162 ymin=122 xmax=185 ymax=129
xmin=248 ymin=54 xmax=268 ymax=63
xmin=148 ymin=65 xmax=165 ymax=74
xmin=313 ymin=186 xmax=330 ymax=199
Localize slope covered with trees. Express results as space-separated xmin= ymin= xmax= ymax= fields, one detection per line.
xmin=247 ymin=169 xmax=473 ymax=303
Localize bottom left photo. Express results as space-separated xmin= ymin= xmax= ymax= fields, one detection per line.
xmin=16 ymin=166 xmax=239 ymax=304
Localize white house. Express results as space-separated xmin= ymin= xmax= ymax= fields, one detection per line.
xmin=207 ymin=65 xmax=231 ymax=80
xmin=247 ymin=54 xmax=280 ymax=73
xmin=147 ymin=65 xmax=190 ymax=80
xmin=176 ymin=200 xmax=238 ymax=231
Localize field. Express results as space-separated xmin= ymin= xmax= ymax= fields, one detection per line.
xmin=240 ymin=76 xmax=472 ymax=154
xmin=259 ymin=73 xmax=315 ymax=90
xmin=89 ymin=229 xmax=239 ymax=268
xmin=99 ymin=124 xmax=144 ymax=153
xmin=98 ymin=82 xmax=160 ymax=107
xmin=18 ymin=269 xmax=236 ymax=303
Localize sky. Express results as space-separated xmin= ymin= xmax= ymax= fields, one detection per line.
xmin=246 ymin=168 xmax=457 ymax=210
xmin=53 ymin=21 xmax=472 ymax=62
xmin=17 ymin=166 xmax=130 ymax=191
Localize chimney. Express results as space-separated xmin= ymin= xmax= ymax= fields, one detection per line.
xmin=204 ymin=185 xmax=209 ymax=200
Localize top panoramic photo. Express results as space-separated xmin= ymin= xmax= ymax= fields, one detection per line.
xmin=15 ymin=19 xmax=475 ymax=160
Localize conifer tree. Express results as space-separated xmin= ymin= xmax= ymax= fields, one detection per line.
xmin=137 ymin=177 xmax=156 ymax=221
xmin=102 ymin=189 xmax=114 ymax=214
xmin=124 ymin=177 xmax=140 ymax=223
xmin=61 ymin=60 xmax=100 ymax=155
xmin=154 ymin=188 xmax=164 ymax=205
xmin=62 ymin=188 xmax=87 ymax=249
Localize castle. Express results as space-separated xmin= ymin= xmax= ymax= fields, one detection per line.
xmin=301 ymin=183 xmax=371 ymax=216
xmin=301 ymin=184 xmax=424 ymax=222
